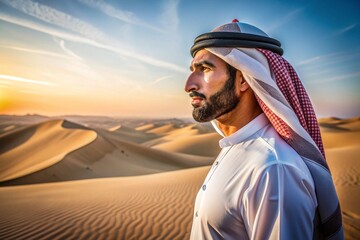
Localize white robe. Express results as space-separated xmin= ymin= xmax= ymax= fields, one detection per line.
xmin=190 ymin=113 xmax=317 ymax=240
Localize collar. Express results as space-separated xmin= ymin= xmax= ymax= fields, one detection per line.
xmin=212 ymin=113 xmax=270 ymax=148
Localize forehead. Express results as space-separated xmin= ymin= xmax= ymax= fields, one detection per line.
xmin=191 ymin=49 xmax=227 ymax=67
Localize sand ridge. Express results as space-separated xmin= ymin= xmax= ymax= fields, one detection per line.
xmin=145 ymin=123 xmax=178 ymax=135
xmin=142 ymin=123 xmax=222 ymax=157
xmin=0 ymin=166 xmax=210 ymax=240
xmin=152 ymin=132 xmax=222 ymax=157
xmin=0 ymin=115 xmax=359 ymax=239
xmin=0 ymin=119 xmax=97 ymax=182
xmin=108 ymin=125 xmax=121 ymax=132
xmin=135 ymin=123 xmax=156 ymax=132
xmin=321 ymin=117 xmax=360 ymax=239
xmin=101 ymin=124 xmax=160 ymax=144
xmin=0 ymin=119 xmax=215 ymax=186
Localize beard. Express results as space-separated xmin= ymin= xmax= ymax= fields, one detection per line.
xmin=191 ymin=75 xmax=239 ymax=122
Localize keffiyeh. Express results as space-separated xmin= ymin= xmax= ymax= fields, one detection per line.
xmin=191 ymin=20 xmax=343 ymax=239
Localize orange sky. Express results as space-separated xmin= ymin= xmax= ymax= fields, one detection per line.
xmin=0 ymin=0 xmax=359 ymax=118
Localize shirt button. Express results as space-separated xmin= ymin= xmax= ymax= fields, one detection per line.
xmin=202 ymin=185 xmax=206 ymax=191
xmin=215 ymin=161 xmax=219 ymax=165
xmin=195 ymin=211 xmax=198 ymax=217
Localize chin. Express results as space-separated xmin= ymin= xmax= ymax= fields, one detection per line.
xmin=192 ymin=112 xmax=215 ymax=123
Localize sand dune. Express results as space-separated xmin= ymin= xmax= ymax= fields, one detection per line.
xmin=319 ymin=117 xmax=360 ymax=131
xmin=143 ymin=123 xmax=215 ymax=146
xmin=0 ymin=166 xmax=210 ymax=240
xmin=0 ymin=124 xmax=16 ymax=133
xmin=0 ymin=115 xmax=359 ymax=239
xmin=146 ymin=123 xmax=178 ymax=135
xmin=153 ymin=132 xmax=222 ymax=157
xmin=0 ymin=124 xmax=30 ymax=137
xmin=108 ymin=124 xmax=121 ymax=131
xmin=0 ymin=119 xmax=97 ymax=182
xmin=320 ymin=117 xmax=360 ymax=149
xmin=322 ymin=118 xmax=360 ymax=239
xmin=142 ymin=124 xmax=198 ymax=147
xmin=0 ymin=119 xmax=214 ymax=186
xmin=135 ymin=123 xmax=155 ymax=132
xmin=101 ymin=125 xmax=160 ymax=144
xmin=321 ymin=118 xmax=360 ymax=240
xmin=105 ymin=122 xmax=222 ymax=157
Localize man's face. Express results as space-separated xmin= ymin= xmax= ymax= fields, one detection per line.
xmin=185 ymin=49 xmax=240 ymax=122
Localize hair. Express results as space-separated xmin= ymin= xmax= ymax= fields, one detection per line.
xmin=226 ymin=63 xmax=238 ymax=84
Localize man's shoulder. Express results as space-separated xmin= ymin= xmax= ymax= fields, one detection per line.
xmin=246 ymin=124 xmax=311 ymax=177
xmin=255 ymin=124 xmax=303 ymax=162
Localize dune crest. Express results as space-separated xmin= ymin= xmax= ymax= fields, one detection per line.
xmin=321 ymin=117 xmax=360 ymax=239
xmin=135 ymin=123 xmax=155 ymax=132
xmin=0 ymin=119 xmax=97 ymax=182
xmin=0 ymin=119 xmax=215 ymax=186
xmin=0 ymin=115 xmax=358 ymax=239
xmin=2 ymin=125 xmax=15 ymax=132
xmin=108 ymin=125 xmax=121 ymax=132
xmin=0 ymin=166 xmax=210 ymax=240
xmin=146 ymin=123 xmax=178 ymax=135
xmin=153 ymin=132 xmax=221 ymax=156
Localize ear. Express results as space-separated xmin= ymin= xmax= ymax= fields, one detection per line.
xmin=236 ymin=71 xmax=250 ymax=92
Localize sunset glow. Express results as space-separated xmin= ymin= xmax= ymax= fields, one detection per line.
xmin=0 ymin=0 xmax=359 ymax=118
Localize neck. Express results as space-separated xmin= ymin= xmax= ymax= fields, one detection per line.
xmin=216 ymin=94 xmax=263 ymax=137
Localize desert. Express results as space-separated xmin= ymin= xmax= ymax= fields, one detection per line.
xmin=0 ymin=115 xmax=359 ymax=239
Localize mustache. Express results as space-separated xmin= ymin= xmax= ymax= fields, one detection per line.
xmin=189 ymin=91 xmax=206 ymax=99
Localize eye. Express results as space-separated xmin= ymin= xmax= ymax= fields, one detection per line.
xmin=200 ymin=66 xmax=211 ymax=72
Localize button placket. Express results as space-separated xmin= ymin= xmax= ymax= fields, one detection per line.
xmin=194 ymin=146 xmax=233 ymax=221
xmin=202 ymin=146 xmax=233 ymax=190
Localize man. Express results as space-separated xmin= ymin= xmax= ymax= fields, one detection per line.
xmin=185 ymin=20 xmax=343 ymax=240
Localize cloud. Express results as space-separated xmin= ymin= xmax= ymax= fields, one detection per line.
xmin=159 ymin=0 xmax=180 ymax=33
xmin=1 ymin=0 xmax=110 ymax=43
xmin=0 ymin=38 xmax=82 ymax=60
xmin=78 ymin=0 xmax=165 ymax=33
xmin=0 ymin=12 xmax=187 ymax=73
xmin=0 ymin=12 xmax=101 ymax=46
xmin=297 ymin=52 xmax=343 ymax=66
xmin=53 ymin=38 xmax=83 ymax=61
xmin=297 ymin=50 xmax=360 ymax=66
xmin=266 ymin=7 xmax=304 ymax=33
xmin=0 ymin=74 xmax=55 ymax=86
xmin=147 ymin=75 xmax=174 ymax=86
xmin=0 ymin=45 xmax=69 ymax=59
xmin=334 ymin=24 xmax=358 ymax=36
xmin=307 ymin=71 xmax=360 ymax=84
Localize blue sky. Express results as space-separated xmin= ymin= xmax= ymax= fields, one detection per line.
xmin=0 ymin=0 xmax=359 ymax=118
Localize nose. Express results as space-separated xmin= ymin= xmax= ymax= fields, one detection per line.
xmin=184 ymin=72 xmax=199 ymax=93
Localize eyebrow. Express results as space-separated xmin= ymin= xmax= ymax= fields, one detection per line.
xmin=190 ymin=60 xmax=216 ymax=71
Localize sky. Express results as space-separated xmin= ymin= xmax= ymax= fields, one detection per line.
xmin=0 ymin=0 xmax=359 ymax=118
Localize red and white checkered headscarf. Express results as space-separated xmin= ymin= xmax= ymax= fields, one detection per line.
xmin=199 ymin=20 xmax=343 ymax=239
xmin=208 ymin=46 xmax=327 ymax=163
xmin=256 ymin=48 xmax=326 ymax=162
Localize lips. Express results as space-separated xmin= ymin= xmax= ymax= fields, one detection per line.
xmin=189 ymin=91 xmax=206 ymax=106
xmin=191 ymin=97 xmax=203 ymax=105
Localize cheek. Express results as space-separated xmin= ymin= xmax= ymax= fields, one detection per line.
xmin=203 ymin=71 xmax=220 ymax=86
xmin=204 ymin=72 xmax=227 ymax=92
xmin=203 ymin=73 xmax=210 ymax=83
